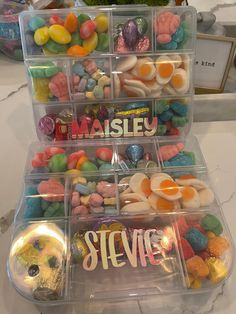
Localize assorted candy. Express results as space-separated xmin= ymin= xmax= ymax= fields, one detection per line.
xmin=176 ymin=214 xmax=230 ymax=288
xmin=70 ymin=176 xmax=117 ymax=216
xmin=158 ymin=142 xmax=196 ymax=167
xmin=113 ymin=54 xmax=190 ymax=99
xmin=27 ymin=12 xmax=109 ymax=56
xmin=71 ymin=58 xmax=111 ymax=100
xmin=154 ymin=10 xmax=189 ymax=50
xmin=114 ymin=15 xmax=151 ymax=53
xmin=31 ymin=145 xmax=114 ymax=173
xmin=118 ymin=172 xmax=215 ymax=214
xmin=154 ymin=99 xmax=189 ymax=136
xmin=23 ymin=178 xmax=65 ymax=219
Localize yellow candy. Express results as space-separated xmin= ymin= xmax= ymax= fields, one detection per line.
xmin=34 ymin=26 xmax=49 ymax=46
xmin=33 ymin=77 xmax=49 ymax=102
xmin=206 ymin=231 xmax=216 ymax=239
xmin=80 ymin=195 xmax=90 ymax=206
xmin=49 ymin=24 xmax=72 ymax=44
xmin=205 ymin=257 xmax=228 ymax=284
xmin=83 ymin=32 xmax=98 ymax=53
xmin=73 ymin=176 xmax=87 ymax=185
xmin=191 ymin=278 xmax=202 ymax=289
xmin=94 ymin=14 xmax=108 ymax=33
xmin=65 ymin=169 xmax=81 ymax=176
xmin=185 ymin=274 xmax=194 ymax=288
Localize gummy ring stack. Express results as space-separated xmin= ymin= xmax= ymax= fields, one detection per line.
xmin=7 ymin=5 xmax=234 ymax=308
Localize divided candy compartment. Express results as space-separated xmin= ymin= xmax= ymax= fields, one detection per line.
xmin=33 ymin=96 xmax=192 ymax=141
xmin=8 ymin=209 xmax=234 ymax=304
xmin=25 ymin=53 xmax=193 ymax=104
xmin=24 ymin=136 xmax=206 ymax=178
xmin=19 ymin=6 xmax=196 ymax=59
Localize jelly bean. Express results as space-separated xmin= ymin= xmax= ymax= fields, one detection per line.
xmin=67 ymin=45 xmax=89 ymax=57
xmin=64 ymin=13 xmax=78 ymax=33
xmin=83 ymin=32 xmax=98 ymax=52
xmin=94 ymin=14 xmax=108 ymax=33
xmin=44 ymin=39 xmax=68 ymax=53
xmin=77 ymin=13 xmax=91 ymax=25
xmin=70 ymin=32 xmax=82 ymax=47
xmin=186 ymin=256 xmax=209 ymax=278
xmin=33 ymin=77 xmax=50 ymax=102
xmin=49 ymin=24 xmax=71 ymax=44
xmin=48 ymin=154 xmax=67 ymax=172
xmin=49 ymin=15 xmax=64 ymax=26
xmin=96 ymin=33 xmax=109 ymax=51
xmin=80 ymin=161 xmax=98 ymax=172
xmin=29 ymin=16 xmax=46 ymax=32
xmin=34 ymin=26 xmax=50 ymax=46
xmin=80 ymin=20 xmax=96 ymax=40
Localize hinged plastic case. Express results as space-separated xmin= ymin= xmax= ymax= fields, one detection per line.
xmin=7 ymin=5 xmax=234 ymax=308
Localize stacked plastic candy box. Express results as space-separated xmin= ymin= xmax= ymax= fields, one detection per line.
xmin=7 ymin=5 xmax=234 ymax=308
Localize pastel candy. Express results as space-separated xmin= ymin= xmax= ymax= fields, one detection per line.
xmin=89 ymin=193 xmax=104 ymax=207
xmin=29 ymin=16 xmax=46 ymax=32
xmin=37 ymin=179 xmax=65 ymax=202
xmin=96 ymin=181 xmax=116 ymax=198
xmin=71 ymin=191 xmax=80 ymax=207
xmin=83 ymin=59 xmax=97 ymax=74
xmin=49 ymin=24 xmax=71 ymax=44
xmin=29 ymin=62 xmax=60 ymax=78
xmin=98 ymin=76 xmax=110 ymax=88
xmin=72 ymin=205 xmax=89 ymax=215
xmin=94 ymin=86 xmax=104 ymax=99
xmin=34 ymin=26 xmax=49 ymax=46
xmin=73 ymin=63 xmax=85 ymax=76
xmin=33 ymin=77 xmax=50 ymax=102
xmin=185 ymin=228 xmax=208 ymax=252
xmin=75 ymin=183 xmax=90 ymax=195
xmin=86 ymin=78 xmax=96 ymax=91
xmin=87 ymin=181 xmax=96 ymax=193
xmin=49 ymin=72 xmax=69 ymax=101
xmin=44 ymin=202 xmax=64 ymax=217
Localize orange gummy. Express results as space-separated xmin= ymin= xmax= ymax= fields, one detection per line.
xmin=160 ymin=179 xmax=179 ymax=196
xmin=67 ymin=45 xmax=89 ymax=57
xmin=159 ymin=63 xmax=174 ymax=78
xmin=156 ymin=197 xmax=175 ymax=211
xmin=186 ymin=256 xmax=209 ymax=278
xmin=171 ymin=73 xmax=184 ymax=88
xmin=141 ymin=178 xmax=152 ymax=197
xmin=207 ymin=236 xmax=229 ymax=257
xmin=76 ymin=155 xmax=88 ymax=170
xmin=64 ymin=13 xmax=78 ymax=33
xmin=181 ymin=186 xmax=195 ymax=201
xmin=179 ymin=174 xmax=196 ymax=180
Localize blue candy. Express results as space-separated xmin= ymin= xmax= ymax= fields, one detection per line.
xmin=28 ymin=16 xmax=46 ymax=32
xmin=75 ymin=183 xmax=90 ymax=195
xmin=163 ymin=152 xmax=195 ymax=167
xmin=159 ymin=109 xmax=173 ymax=122
xmin=86 ymin=78 xmax=96 ymax=91
xmin=24 ymin=186 xmax=42 ymax=219
xmin=172 ymin=25 xmax=184 ymax=44
xmin=185 ymin=228 xmax=208 ymax=252
xmin=99 ymin=163 xmax=113 ymax=171
xmin=170 ymin=102 xmax=187 ymax=116
xmin=124 ymin=102 xmax=148 ymax=110
xmin=72 ymin=63 xmax=85 ymax=76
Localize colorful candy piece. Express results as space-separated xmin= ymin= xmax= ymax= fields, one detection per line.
xmin=37 ymin=178 xmax=65 ymax=202
xmin=44 ymin=147 xmax=65 ymax=158
xmin=178 ymin=237 xmax=195 ymax=260
xmin=129 ymin=173 xmax=152 ymax=198
xmin=180 ymin=186 xmax=200 ymax=209
xmin=186 ymin=255 xmax=209 ymax=278
xmin=96 ymin=181 xmax=116 ymax=198
xmin=29 ymin=16 xmax=46 ymax=32
xmin=207 ymin=236 xmax=229 ymax=257
xmin=33 ymin=77 xmax=50 ymax=102
xmin=67 ymin=45 xmax=89 ymax=57
xmin=83 ymin=32 xmax=98 ymax=53
xmin=150 ymin=175 xmax=181 ymax=201
xmin=185 ymin=228 xmax=208 ymax=252
xmin=48 ymin=154 xmax=67 ymax=172
xmin=49 ymin=24 xmax=72 ymax=44
xmin=49 ymin=72 xmax=69 ymax=101
xmin=94 ymin=14 xmax=108 ymax=33
xmin=148 ymin=193 xmax=179 ymax=211
xmin=34 ymin=26 xmax=49 ymax=46
xmin=155 ymin=11 xmax=180 ymax=44
xmin=201 ymin=214 xmax=223 ymax=236
xmin=64 ymin=13 xmax=78 ymax=33
xmin=80 ymin=20 xmax=96 ymax=40
xmin=205 ymin=257 xmax=228 ymax=284
xmin=49 ymin=15 xmax=64 ymax=26
xmin=96 ymin=147 xmax=113 ymax=162
xmin=159 ymin=143 xmax=184 ymax=161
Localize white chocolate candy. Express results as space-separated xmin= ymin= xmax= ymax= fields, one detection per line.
xmin=199 ymin=188 xmax=214 ymax=206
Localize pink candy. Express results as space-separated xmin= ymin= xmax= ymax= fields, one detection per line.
xmin=89 ymin=193 xmax=104 ymax=207
xmin=104 ymin=86 xmax=111 ymax=99
xmin=159 ymin=143 xmax=184 ymax=161
xmin=67 ymin=150 xmax=86 ymax=169
xmin=72 ymin=205 xmax=89 ymax=215
xmin=32 ymin=152 xmax=48 ymax=168
xmin=83 ymin=59 xmax=97 ymax=75
xmin=71 ymin=191 xmax=80 ymax=207
xmin=90 ymin=206 xmax=104 ymax=214
xmin=71 ymin=75 xmax=80 ymax=92
xmin=155 ymin=11 xmax=180 ymax=44
xmin=96 ymin=181 xmax=116 ymax=198
xmin=37 ymin=178 xmax=65 ymax=202
xmin=49 ymin=72 xmax=69 ymax=101
xmin=44 ymin=146 xmax=65 ymax=158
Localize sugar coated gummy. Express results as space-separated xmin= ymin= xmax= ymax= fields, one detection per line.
xmin=186 ymin=255 xmax=209 ymax=278
xmin=207 ymin=236 xmax=229 ymax=257
xmin=185 ymin=228 xmax=208 ymax=252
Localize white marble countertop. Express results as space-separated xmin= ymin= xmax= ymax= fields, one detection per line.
xmin=0 ymin=47 xmax=236 ymax=313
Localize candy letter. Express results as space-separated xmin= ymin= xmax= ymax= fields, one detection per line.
xmin=97 ymin=230 xmax=110 ymax=269
xmin=110 ymin=119 xmax=123 ymax=137
xmin=83 ymin=231 xmax=98 ymax=271
xmin=122 ymin=230 xmax=138 ymax=267
xmin=108 ymin=231 xmax=125 ymax=268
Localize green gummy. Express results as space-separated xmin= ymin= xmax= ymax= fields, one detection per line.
xmin=80 ymin=161 xmax=98 ymax=172
xmin=48 ymin=154 xmax=68 ymax=172
xmin=44 ymin=204 xmax=64 ymax=217
xmin=69 ymin=32 xmax=82 ymax=47
xmin=29 ymin=62 xmax=61 ymax=78
xmin=96 ymin=33 xmax=109 ymax=51
xmin=156 ymin=124 xmax=167 ymax=136
xmin=154 ymin=100 xmax=169 ymax=115
xmin=183 ymin=151 xmax=195 ymax=164
xmin=201 ymin=214 xmax=223 ymax=235
xmin=41 ymin=199 xmax=50 ymax=211
xmin=78 ymin=13 xmax=91 ymax=25
xmin=44 ymin=39 xmax=68 ymax=54
xmin=172 ymin=116 xmax=187 ymax=127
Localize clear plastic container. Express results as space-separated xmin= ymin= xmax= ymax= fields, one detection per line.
xmin=8 ymin=210 xmax=234 ymax=304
